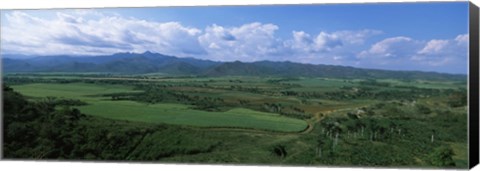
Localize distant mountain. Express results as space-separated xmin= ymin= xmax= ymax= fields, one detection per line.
xmin=205 ymin=60 xmax=370 ymax=78
xmin=2 ymin=52 xmax=219 ymax=74
xmin=2 ymin=58 xmax=36 ymax=72
xmin=2 ymin=52 xmax=466 ymax=81
xmin=205 ymin=60 xmax=466 ymax=81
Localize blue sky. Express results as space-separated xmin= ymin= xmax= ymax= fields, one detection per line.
xmin=0 ymin=2 xmax=469 ymax=74
xmin=112 ymin=3 xmax=467 ymax=39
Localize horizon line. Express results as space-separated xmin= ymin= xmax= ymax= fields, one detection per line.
xmin=1 ymin=51 xmax=469 ymax=76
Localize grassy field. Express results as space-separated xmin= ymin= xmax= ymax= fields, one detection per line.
xmin=5 ymin=73 xmax=468 ymax=168
xmin=12 ymin=82 xmax=308 ymax=132
xmin=12 ymin=83 xmax=141 ymax=101
xmin=80 ymin=101 xmax=307 ymax=132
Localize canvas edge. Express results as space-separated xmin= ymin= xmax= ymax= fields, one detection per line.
xmin=0 ymin=1 xmax=476 ymax=170
xmin=469 ymin=1 xmax=480 ymax=169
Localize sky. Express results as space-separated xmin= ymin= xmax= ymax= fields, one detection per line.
xmin=0 ymin=2 xmax=470 ymax=74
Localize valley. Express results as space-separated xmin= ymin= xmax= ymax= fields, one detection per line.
xmin=2 ymin=71 xmax=468 ymax=168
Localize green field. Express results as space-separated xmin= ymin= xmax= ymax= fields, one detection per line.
xmin=12 ymin=83 xmax=141 ymax=101
xmin=80 ymin=101 xmax=307 ymax=132
xmin=4 ymin=73 xmax=468 ymax=168
xmin=12 ymin=83 xmax=308 ymax=132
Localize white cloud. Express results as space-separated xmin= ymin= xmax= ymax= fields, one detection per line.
xmin=0 ymin=10 xmax=468 ymax=74
xmin=287 ymin=29 xmax=380 ymax=53
xmin=417 ymin=39 xmax=449 ymax=55
xmin=358 ymin=36 xmax=417 ymax=59
xmin=412 ymin=35 xmax=468 ymax=67
xmin=356 ymin=34 xmax=468 ymax=73
xmin=198 ymin=22 xmax=281 ymax=61
xmin=289 ymin=31 xmax=314 ymax=52
xmin=331 ymin=30 xmax=383 ymax=45
xmin=0 ymin=10 xmax=381 ymax=64
xmin=455 ymin=34 xmax=468 ymax=45
xmin=313 ymin=32 xmax=343 ymax=51
xmin=280 ymin=29 xmax=381 ymax=66
xmin=1 ymin=11 xmax=204 ymax=56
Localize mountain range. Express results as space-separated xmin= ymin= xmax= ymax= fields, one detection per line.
xmin=1 ymin=51 xmax=466 ymax=81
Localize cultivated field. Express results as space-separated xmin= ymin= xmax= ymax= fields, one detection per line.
xmin=3 ymin=73 xmax=468 ymax=168
xmin=12 ymin=82 xmax=308 ymax=132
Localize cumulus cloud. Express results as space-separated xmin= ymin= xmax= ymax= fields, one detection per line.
xmin=356 ymin=34 xmax=468 ymax=73
xmin=280 ymin=29 xmax=381 ymax=65
xmin=0 ymin=10 xmax=468 ymax=73
xmin=286 ymin=29 xmax=381 ymax=53
xmin=289 ymin=31 xmax=315 ymax=52
xmin=1 ymin=11 xmax=204 ymax=56
xmin=358 ymin=36 xmax=421 ymax=59
xmin=412 ymin=36 xmax=468 ymax=67
xmin=198 ymin=22 xmax=282 ymax=61
xmin=455 ymin=34 xmax=468 ymax=45
xmin=417 ymin=39 xmax=449 ymax=55
xmin=1 ymin=11 xmax=379 ymax=63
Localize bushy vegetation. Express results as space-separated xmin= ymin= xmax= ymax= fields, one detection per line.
xmin=2 ymin=73 xmax=468 ymax=168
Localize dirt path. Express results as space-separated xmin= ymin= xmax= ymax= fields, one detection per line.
xmin=299 ymin=108 xmax=341 ymax=134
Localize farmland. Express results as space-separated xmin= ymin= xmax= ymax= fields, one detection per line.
xmin=12 ymin=82 xmax=307 ymax=132
xmin=3 ymin=72 xmax=468 ymax=168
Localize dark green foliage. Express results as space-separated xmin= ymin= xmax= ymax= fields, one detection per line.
xmin=3 ymin=84 xmax=28 ymax=118
xmin=429 ymin=146 xmax=456 ymax=167
xmin=446 ymin=90 xmax=467 ymax=107
xmin=416 ymin=104 xmax=432 ymax=114
xmin=126 ymin=129 xmax=221 ymax=160
xmin=272 ymin=144 xmax=287 ymax=158
xmin=349 ymin=142 xmax=415 ymax=166
xmin=321 ymin=86 xmax=441 ymax=101
xmin=311 ymin=104 xmax=467 ymax=167
xmin=358 ymin=79 xmax=391 ymax=87
xmin=2 ymin=87 xmax=220 ymax=160
xmin=2 ymin=74 xmax=468 ymax=169
xmin=3 ymin=86 xmax=90 ymax=159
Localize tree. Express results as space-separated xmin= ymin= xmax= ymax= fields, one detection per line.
xmin=365 ymin=118 xmax=378 ymax=141
xmin=272 ymin=144 xmax=287 ymax=158
xmin=429 ymin=146 xmax=456 ymax=167
xmin=316 ymin=134 xmax=327 ymax=158
xmin=416 ymin=104 xmax=432 ymax=114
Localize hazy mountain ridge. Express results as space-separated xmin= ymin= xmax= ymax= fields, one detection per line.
xmin=2 ymin=52 xmax=466 ymax=81
xmin=2 ymin=52 xmax=219 ymax=74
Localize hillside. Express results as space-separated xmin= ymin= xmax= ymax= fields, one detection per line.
xmin=2 ymin=52 xmax=466 ymax=81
